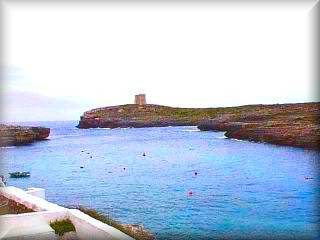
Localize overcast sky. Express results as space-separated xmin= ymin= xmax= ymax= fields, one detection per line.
xmin=1 ymin=0 xmax=318 ymax=122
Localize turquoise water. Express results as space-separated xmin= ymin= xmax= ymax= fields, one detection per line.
xmin=1 ymin=121 xmax=319 ymax=239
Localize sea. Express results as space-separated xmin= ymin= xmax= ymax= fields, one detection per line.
xmin=1 ymin=121 xmax=319 ymax=239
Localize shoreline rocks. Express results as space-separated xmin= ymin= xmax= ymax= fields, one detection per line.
xmin=76 ymin=104 xmax=204 ymax=129
xmin=0 ymin=124 xmax=50 ymax=147
xmin=197 ymin=104 xmax=320 ymax=150
xmin=77 ymin=102 xmax=320 ymax=150
xmin=73 ymin=206 xmax=156 ymax=240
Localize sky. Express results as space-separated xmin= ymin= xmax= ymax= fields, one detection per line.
xmin=1 ymin=0 xmax=319 ymax=122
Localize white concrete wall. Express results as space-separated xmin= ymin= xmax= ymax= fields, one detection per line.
xmin=68 ymin=209 xmax=133 ymax=240
xmin=0 ymin=186 xmax=134 ymax=240
xmin=0 ymin=187 xmax=64 ymax=212
xmin=26 ymin=188 xmax=45 ymax=199
xmin=0 ymin=210 xmax=67 ymax=227
xmin=0 ymin=211 xmax=67 ymax=240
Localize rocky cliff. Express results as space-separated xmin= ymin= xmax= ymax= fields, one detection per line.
xmin=0 ymin=124 xmax=50 ymax=147
xmin=197 ymin=103 xmax=320 ymax=150
xmin=77 ymin=103 xmax=319 ymax=150
xmin=77 ymin=104 xmax=213 ymax=129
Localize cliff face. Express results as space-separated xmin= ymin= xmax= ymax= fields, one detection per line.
xmin=77 ymin=104 xmax=213 ymax=129
xmin=78 ymin=102 xmax=320 ymax=150
xmin=0 ymin=124 xmax=50 ymax=147
xmin=197 ymin=103 xmax=320 ymax=150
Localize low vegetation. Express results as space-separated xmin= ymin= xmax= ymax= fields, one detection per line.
xmin=78 ymin=103 xmax=320 ymax=149
xmin=50 ymin=219 xmax=76 ymax=236
xmin=75 ymin=206 xmax=155 ymax=240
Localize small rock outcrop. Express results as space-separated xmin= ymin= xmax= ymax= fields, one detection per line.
xmin=0 ymin=124 xmax=50 ymax=147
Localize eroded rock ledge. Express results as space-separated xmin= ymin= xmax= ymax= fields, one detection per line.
xmin=76 ymin=104 xmax=208 ymax=129
xmin=0 ymin=124 xmax=50 ymax=147
xmin=77 ymin=103 xmax=319 ymax=150
xmin=197 ymin=104 xmax=320 ymax=150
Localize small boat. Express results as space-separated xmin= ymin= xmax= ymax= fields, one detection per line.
xmin=9 ymin=172 xmax=31 ymax=178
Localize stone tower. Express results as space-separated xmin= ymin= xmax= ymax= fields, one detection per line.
xmin=134 ymin=94 xmax=146 ymax=105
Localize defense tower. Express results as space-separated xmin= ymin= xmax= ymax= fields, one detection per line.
xmin=134 ymin=94 xmax=146 ymax=105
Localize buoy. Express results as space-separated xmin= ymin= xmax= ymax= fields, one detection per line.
xmin=194 ymin=172 xmax=198 ymax=176
xmin=142 ymin=152 xmax=146 ymax=156
xmin=188 ymin=191 xmax=193 ymax=196
xmin=123 ymin=167 xmax=126 ymax=170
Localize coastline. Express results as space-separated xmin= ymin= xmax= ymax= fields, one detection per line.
xmin=2 ymin=121 xmax=318 ymax=239
xmin=0 ymin=124 xmax=50 ymax=147
xmin=77 ymin=102 xmax=320 ymax=150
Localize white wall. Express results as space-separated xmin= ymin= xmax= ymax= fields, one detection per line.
xmin=0 ymin=186 xmax=134 ymax=240
xmin=26 ymin=188 xmax=45 ymax=199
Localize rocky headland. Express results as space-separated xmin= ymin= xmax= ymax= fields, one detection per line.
xmin=0 ymin=124 xmax=50 ymax=147
xmin=77 ymin=104 xmax=207 ymax=129
xmin=77 ymin=103 xmax=319 ymax=150
xmin=197 ymin=103 xmax=320 ymax=150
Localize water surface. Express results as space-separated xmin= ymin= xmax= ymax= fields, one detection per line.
xmin=1 ymin=121 xmax=319 ymax=239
